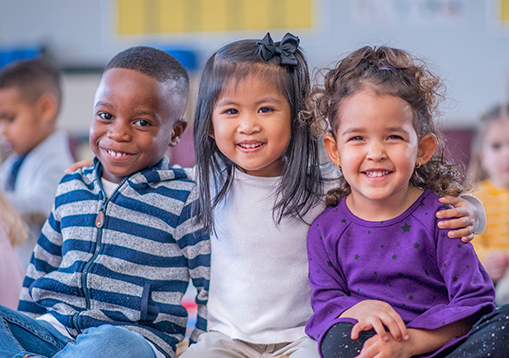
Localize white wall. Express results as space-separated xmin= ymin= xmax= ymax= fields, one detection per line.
xmin=1 ymin=0 xmax=508 ymax=131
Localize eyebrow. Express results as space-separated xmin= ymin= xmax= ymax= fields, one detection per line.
xmin=216 ymin=96 xmax=284 ymax=107
xmin=340 ymin=126 xmax=407 ymax=135
xmin=94 ymin=101 xmax=158 ymax=118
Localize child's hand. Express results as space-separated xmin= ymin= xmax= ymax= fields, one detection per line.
xmin=483 ymin=251 xmax=509 ymax=282
xmin=340 ymin=300 xmax=408 ymax=343
xmin=436 ymin=196 xmax=476 ymax=242
xmin=356 ymin=333 xmax=412 ymax=358
xmin=65 ymin=159 xmax=94 ymax=174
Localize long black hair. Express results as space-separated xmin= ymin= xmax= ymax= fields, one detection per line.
xmin=193 ymin=33 xmax=323 ymax=233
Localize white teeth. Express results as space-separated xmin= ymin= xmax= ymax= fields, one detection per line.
xmin=365 ymin=171 xmax=389 ymax=177
xmin=240 ymin=143 xmax=262 ymax=149
xmin=107 ymin=149 xmax=127 ymax=157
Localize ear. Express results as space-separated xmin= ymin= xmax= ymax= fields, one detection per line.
xmin=208 ymin=126 xmax=215 ymax=140
xmin=416 ymin=133 xmax=438 ymax=166
xmin=323 ymin=134 xmax=341 ymax=168
xmin=36 ymin=93 xmax=58 ymax=124
xmin=168 ymin=119 xmax=188 ymax=147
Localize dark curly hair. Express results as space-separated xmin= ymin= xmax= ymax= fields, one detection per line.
xmin=308 ymin=46 xmax=465 ymax=207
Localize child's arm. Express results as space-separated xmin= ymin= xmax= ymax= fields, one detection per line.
xmin=176 ymin=184 xmax=210 ymax=344
xmin=356 ymin=320 xmax=471 ymax=358
xmin=18 ymin=203 xmax=64 ymax=316
xmin=437 ymin=194 xmax=486 ymax=242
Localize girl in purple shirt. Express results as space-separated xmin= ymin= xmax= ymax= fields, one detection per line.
xmin=305 ymin=46 xmax=509 ymax=358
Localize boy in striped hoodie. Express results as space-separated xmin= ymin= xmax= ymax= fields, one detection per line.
xmin=0 ymin=46 xmax=209 ymax=358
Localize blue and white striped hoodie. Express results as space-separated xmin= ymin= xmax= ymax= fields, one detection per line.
xmin=18 ymin=156 xmax=210 ymax=357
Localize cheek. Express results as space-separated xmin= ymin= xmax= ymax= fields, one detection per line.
xmin=481 ymin=151 xmax=499 ymax=171
xmin=210 ymin=122 xmax=231 ymax=146
xmin=88 ymin=122 xmax=104 ymax=146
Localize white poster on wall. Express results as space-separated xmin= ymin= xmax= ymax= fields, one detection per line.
xmin=353 ymin=0 xmax=466 ymax=26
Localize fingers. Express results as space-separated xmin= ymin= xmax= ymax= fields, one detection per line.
xmin=436 ymin=207 xmax=468 ymax=220
xmin=383 ymin=311 xmax=408 ymax=342
xmin=351 ymin=315 xmax=407 ymax=342
xmin=438 ymin=195 xmax=459 ymax=206
xmin=446 ymin=227 xmax=474 ymax=242
xmin=446 ymin=226 xmax=474 ymax=238
xmin=356 ymin=335 xmax=379 ymax=358
xmin=65 ymin=159 xmax=94 ymax=174
xmin=437 ymin=215 xmax=475 ymax=242
xmin=351 ymin=319 xmax=388 ymax=342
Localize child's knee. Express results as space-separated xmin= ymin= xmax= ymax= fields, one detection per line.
xmin=77 ymin=325 xmax=155 ymax=357
xmin=320 ymin=323 xmax=374 ymax=358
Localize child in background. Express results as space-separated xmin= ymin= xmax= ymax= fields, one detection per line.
xmin=0 ymin=46 xmax=209 ymax=358
xmin=0 ymin=58 xmax=75 ymax=268
xmin=0 ymin=189 xmax=26 ymax=309
xmin=469 ymin=104 xmax=509 ymax=305
xmin=181 ymin=33 xmax=487 ymax=358
xmin=306 ymin=46 xmax=508 ymax=358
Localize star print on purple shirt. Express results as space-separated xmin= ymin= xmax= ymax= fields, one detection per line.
xmin=305 ymin=190 xmax=495 ymax=357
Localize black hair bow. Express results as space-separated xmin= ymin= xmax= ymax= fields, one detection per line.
xmin=257 ymin=32 xmax=300 ymax=67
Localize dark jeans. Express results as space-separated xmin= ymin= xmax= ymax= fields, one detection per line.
xmin=321 ymin=304 xmax=509 ymax=358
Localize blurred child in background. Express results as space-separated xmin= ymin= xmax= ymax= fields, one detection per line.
xmin=0 ymin=189 xmax=26 ymax=309
xmin=0 ymin=58 xmax=75 ymax=268
xmin=469 ymin=103 xmax=509 ymax=305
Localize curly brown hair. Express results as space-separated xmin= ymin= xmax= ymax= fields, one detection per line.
xmin=308 ymin=46 xmax=465 ymax=207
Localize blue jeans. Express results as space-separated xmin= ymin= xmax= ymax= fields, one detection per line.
xmin=0 ymin=305 xmax=156 ymax=358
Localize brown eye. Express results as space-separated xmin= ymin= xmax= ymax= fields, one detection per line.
xmin=135 ymin=119 xmax=150 ymax=127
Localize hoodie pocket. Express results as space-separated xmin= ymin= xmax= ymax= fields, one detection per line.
xmin=140 ymin=282 xmax=159 ymax=323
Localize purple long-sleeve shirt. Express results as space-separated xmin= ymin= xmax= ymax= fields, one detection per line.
xmin=306 ymin=190 xmax=495 ymax=357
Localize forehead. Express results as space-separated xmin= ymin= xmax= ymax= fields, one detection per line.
xmin=337 ymin=90 xmax=414 ymax=129
xmin=484 ymin=119 xmax=509 ymax=141
xmin=96 ymin=68 xmax=164 ymax=101
xmin=219 ymin=72 xmax=285 ymax=101
xmin=95 ymin=68 xmax=180 ymax=121
xmin=0 ymin=86 xmax=25 ymax=105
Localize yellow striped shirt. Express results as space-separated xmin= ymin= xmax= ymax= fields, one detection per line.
xmin=472 ymin=179 xmax=509 ymax=263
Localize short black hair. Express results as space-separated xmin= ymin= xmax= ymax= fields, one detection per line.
xmin=105 ymin=46 xmax=189 ymax=101
xmin=0 ymin=57 xmax=62 ymax=109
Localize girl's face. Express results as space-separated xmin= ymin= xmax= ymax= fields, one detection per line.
xmin=210 ymin=74 xmax=291 ymax=177
xmin=324 ymin=89 xmax=436 ymax=212
xmin=481 ymin=118 xmax=509 ymax=189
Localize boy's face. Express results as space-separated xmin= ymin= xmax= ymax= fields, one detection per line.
xmin=0 ymin=87 xmax=44 ymax=154
xmin=90 ymin=68 xmax=185 ymax=183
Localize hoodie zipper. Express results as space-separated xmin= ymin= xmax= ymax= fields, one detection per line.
xmin=72 ymin=176 xmax=128 ymax=332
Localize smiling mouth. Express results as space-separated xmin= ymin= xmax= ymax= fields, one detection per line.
xmin=364 ymin=171 xmax=390 ymax=177
xmin=106 ymin=149 xmax=128 ymax=157
xmin=239 ymin=143 xmax=263 ymax=149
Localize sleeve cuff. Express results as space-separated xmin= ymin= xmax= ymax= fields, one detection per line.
xmin=459 ymin=194 xmax=486 ymax=235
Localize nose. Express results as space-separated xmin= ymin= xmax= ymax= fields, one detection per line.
xmin=108 ymin=120 xmax=131 ymax=142
xmin=237 ymin=113 xmax=261 ymax=135
xmin=366 ymin=140 xmax=387 ymax=161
